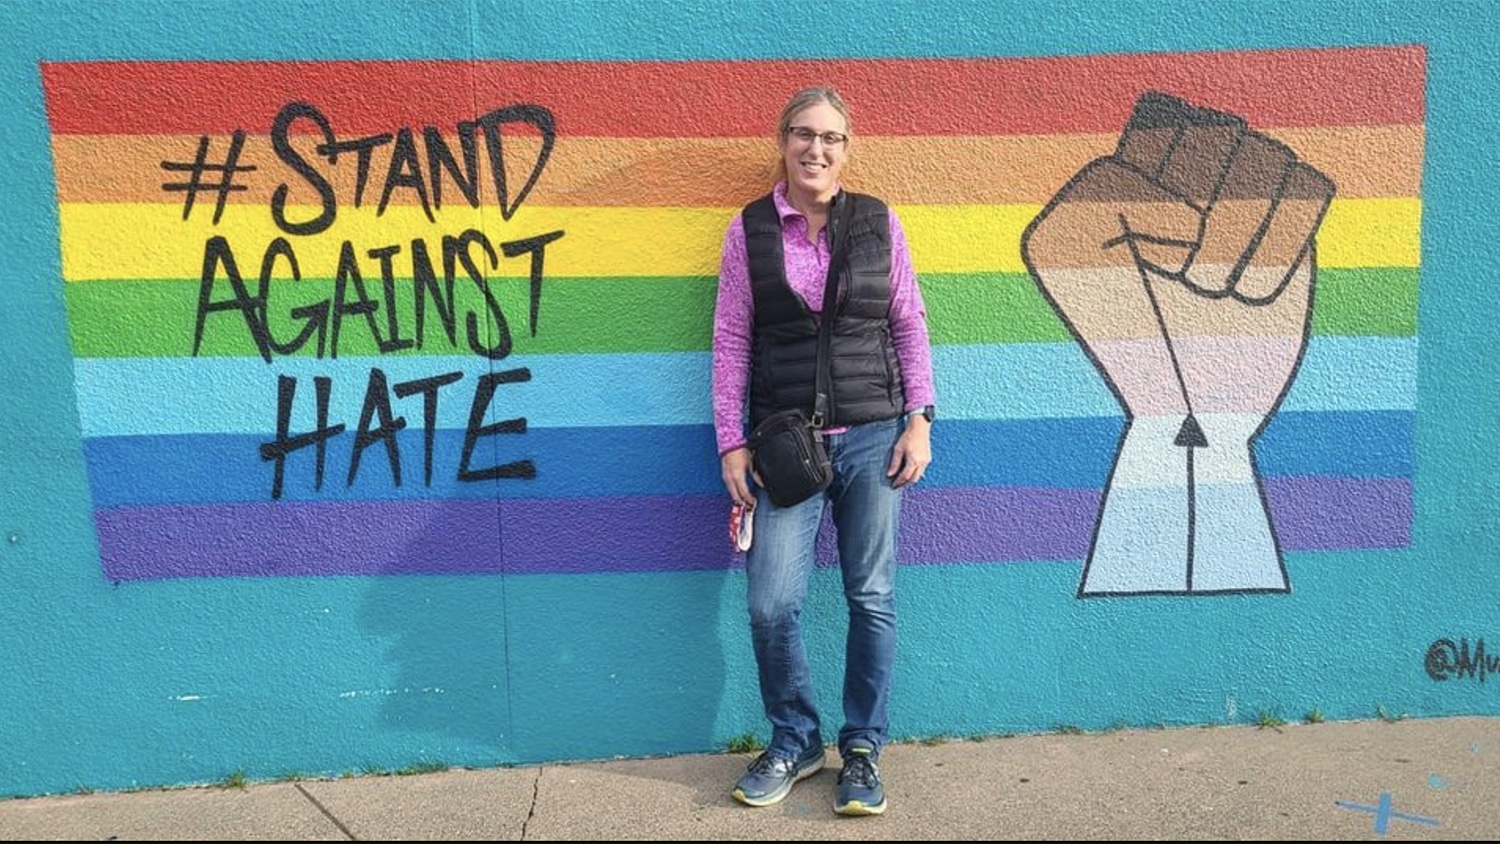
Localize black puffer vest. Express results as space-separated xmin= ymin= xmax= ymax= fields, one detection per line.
xmin=744 ymin=190 xmax=905 ymax=429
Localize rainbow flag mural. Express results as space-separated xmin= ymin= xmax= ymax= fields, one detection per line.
xmin=40 ymin=46 xmax=1422 ymax=582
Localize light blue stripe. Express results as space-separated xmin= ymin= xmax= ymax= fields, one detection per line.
xmin=74 ymin=337 xmax=1417 ymax=437
xmin=1287 ymin=337 xmax=1419 ymax=413
xmin=74 ymin=353 xmax=709 ymax=437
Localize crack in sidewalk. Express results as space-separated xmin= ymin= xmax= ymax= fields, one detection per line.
xmin=294 ymin=782 xmax=358 ymax=840
xmin=521 ymin=766 xmax=542 ymax=839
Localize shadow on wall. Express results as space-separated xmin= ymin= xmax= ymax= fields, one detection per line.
xmin=357 ymin=460 xmax=733 ymax=767
xmin=356 ymin=502 xmax=511 ymax=767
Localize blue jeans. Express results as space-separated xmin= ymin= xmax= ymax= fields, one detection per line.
xmin=746 ymin=417 xmax=902 ymax=760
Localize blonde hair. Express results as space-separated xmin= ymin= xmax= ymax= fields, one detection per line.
xmin=770 ymin=85 xmax=854 ymax=186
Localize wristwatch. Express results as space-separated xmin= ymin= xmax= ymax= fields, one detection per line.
xmin=906 ymin=405 xmax=935 ymax=423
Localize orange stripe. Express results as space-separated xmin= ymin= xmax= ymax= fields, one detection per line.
xmin=51 ymin=126 xmax=1423 ymax=208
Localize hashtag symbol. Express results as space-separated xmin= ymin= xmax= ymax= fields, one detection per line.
xmin=160 ymin=131 xmax=257 ymax=224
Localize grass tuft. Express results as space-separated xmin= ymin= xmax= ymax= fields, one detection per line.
xmin=1255 ymin=710 xmax=1286 ymax=731
xmin=395 ymin=760 xmax=448 ymax=776
xmin=726 ymin=733 xmax=765 ymax=754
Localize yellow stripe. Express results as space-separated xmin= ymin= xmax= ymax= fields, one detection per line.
xmin=1316 ymin=197 xmax=1421 ymax=269
xmin=900 ymin=205 xmax=1038 ymax=276
xmin=904 ymin=198 xmax=1421 ymax=273
xmin=59 ymin=198 xmax=1419 ymax=281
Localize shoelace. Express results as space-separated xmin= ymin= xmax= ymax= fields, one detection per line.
xmin=840 ymin=754 xmax=878 ymax=786
xmin=747 ymin=753 xmax=793 ymax=775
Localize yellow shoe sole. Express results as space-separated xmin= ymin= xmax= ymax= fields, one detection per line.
xmin=835 ymin=798 xmax=887 ymax=816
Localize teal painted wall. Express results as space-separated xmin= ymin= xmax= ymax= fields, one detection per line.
xmin=1 ymin=0 xmax=1497 ymax=798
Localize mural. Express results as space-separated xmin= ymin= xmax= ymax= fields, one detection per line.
xmin=10 ymin=0 xmax=1489 ymax=800
xmin=1023 ymin=91 xmax=1336 ymax=596
xmin=40 ymin=48 xmax=1421 ymax=586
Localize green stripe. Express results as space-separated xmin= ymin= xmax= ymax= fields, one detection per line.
xmin=66 ymin=276 xmax=717 ymax=359
xmin=923 ymin=273 xmax=1071 ymax=344
xmin=65 ymin=268 xmax=1417 ymax=359
xmin=927 ymin=267 xmax=1419 ymax=343
xmin=1310 ymin=267 xmax=1419 ymax=337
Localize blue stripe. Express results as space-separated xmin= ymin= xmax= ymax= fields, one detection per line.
xmin=74 ymin=338 xmax=1417 ymax=438
xmin=83 ymin=411 xmax=1412 ymax=507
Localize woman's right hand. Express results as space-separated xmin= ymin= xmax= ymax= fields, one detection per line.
xmin=720 ymin=447 xmax=760 ymax=508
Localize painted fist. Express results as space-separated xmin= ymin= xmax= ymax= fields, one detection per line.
xmin=1021 ymin=91 xmax=1336 ymax=596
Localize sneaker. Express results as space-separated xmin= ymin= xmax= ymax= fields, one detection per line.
xmin=835 ymin=747 xmax=886 ymax=816
xmin=731 ymin=746 xmax=825 ymax=807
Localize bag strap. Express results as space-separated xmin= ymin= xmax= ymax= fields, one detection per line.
xmin=811 ymin=191 xmax=855 ymax=429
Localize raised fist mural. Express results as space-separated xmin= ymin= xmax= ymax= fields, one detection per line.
xmin=1022 ymin=92 xmax=1337 ymax=596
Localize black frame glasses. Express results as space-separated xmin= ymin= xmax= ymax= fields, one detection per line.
xmin=786 ymin=126 xmax=849 ymax=148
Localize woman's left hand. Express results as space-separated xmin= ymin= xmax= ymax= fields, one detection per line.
xmin=887 ymin=417 xmax=932 ymax=488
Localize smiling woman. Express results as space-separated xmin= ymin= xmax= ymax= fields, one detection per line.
xmin=772 ymin=87 xmax=853 ymax=222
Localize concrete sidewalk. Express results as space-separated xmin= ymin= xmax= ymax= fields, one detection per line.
xmin=1 ymin=716 xmax=1495 ymax=840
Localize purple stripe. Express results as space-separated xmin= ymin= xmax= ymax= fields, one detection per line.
xmin=1265 ymin=476 xmax=1413 ymax=551
xmin=95 ymin=479 xmax=1411 ymax=581
xmin=880 ymin=487 xmax=1097 ymax=565
xmin=96 ymin=500 xmax=507 ymax=580
xmin=500 ymin=496 xmax=735 ymax=575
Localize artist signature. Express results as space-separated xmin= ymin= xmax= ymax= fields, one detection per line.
xmin=1426 ymin=638 xmax=1500 ymax=682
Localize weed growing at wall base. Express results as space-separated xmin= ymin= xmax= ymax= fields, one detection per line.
xmin=1377 ymin=704 xmax=1409 ymax=723
xmin=726 ymin=733 xmax=765 ymax=754
xmin=1255 ymin=710 xmax=1287 ymax=731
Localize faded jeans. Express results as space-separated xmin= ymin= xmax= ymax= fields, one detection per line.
xmin=746 ymin=417 xmax=902 ymax=760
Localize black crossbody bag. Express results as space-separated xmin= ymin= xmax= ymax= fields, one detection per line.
xmin=745 ymin=194 xmax=853 ymax=508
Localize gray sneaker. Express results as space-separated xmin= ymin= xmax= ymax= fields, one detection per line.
xmin=835 ymin=747 xmax=886 ymax=816
xmin=731 ymin=746 xmax=826 ymax=807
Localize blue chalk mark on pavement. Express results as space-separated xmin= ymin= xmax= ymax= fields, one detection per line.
xmin=1336 ymin=792 xmax=1440 ymax=834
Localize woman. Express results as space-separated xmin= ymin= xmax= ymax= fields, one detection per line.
xmin=711 ymin=85 xmax=936 ymax=816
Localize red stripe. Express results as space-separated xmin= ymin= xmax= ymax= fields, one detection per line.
xmin=41 ymin=47 xmax=1424 ymax=137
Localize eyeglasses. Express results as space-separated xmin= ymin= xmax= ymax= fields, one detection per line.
xmin=786 ymin=126 xmax=849 ymax=149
